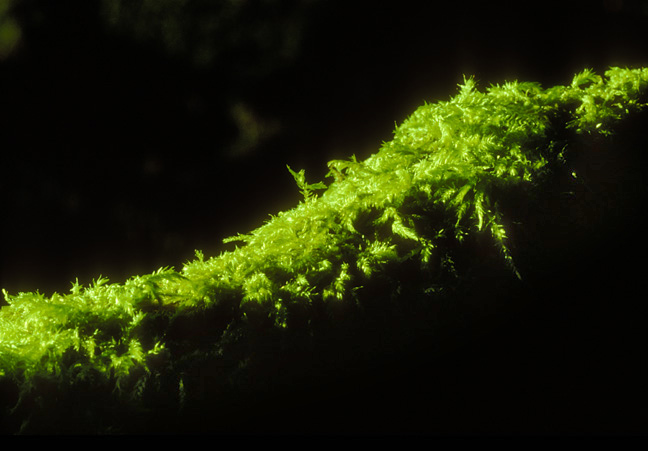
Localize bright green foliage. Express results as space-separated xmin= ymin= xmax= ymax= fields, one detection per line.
xmin=1 ymin=67 xmax=647 ymax=432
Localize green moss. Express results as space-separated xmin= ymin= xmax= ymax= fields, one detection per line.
xmin=1 ymin=67 xmax=647 ymax=433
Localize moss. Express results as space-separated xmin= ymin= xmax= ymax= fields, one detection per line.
xmin=1 ymin=67 xmax=647 ymax=434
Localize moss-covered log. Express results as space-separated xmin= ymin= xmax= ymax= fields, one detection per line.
xmin=1 ymin=67 xmax=647 ymax=434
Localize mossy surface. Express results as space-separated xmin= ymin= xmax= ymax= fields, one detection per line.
xmin=1 ymin=67 xmax=647 ymax=434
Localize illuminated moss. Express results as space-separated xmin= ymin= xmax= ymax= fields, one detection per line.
xmin=1 ymin=67 xmax=646 ymax=433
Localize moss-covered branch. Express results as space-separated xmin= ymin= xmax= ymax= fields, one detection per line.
xmin=1 ymin=67 xmax=647 ymax=434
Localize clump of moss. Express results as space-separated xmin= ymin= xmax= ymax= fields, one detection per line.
xmin=1 ymin=67 xmax=646 ymax=434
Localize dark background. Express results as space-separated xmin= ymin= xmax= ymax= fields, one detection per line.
xmin=1 ymin=0 xmax=647 ymax=296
